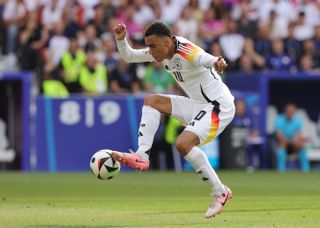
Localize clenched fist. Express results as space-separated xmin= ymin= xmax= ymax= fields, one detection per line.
xmin=214 ymin=56 xmax=228 ymax=74
xmin=113 ymin=23 xmax=127 ymax=40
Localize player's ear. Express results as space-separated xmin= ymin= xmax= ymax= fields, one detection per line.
xmin=164 ymin=36 xmax=171 ymax=47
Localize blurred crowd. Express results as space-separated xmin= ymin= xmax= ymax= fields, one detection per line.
xmin=0 ymin=0 xmax=320 ymax=96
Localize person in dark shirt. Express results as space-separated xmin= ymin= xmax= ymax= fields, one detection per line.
xmin=266 ymin=39 xmax=294 ymax=71
xmin=109 ymin=59 xmax=141 ymax=93
xmin=231 ymin=99 xmax=263 ymax=171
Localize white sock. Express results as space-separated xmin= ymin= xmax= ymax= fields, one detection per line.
xmin=136 ymin=106 xmax=160 ymax=161
xmin=184 ymin=146 xmax=225 ymax=195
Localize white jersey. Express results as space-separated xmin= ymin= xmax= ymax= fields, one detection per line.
xmin=116 ymin=36 xmax=234 ymax=111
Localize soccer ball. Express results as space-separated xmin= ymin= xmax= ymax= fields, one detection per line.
xmin=90 ymin=149 xmax=121 ymax=180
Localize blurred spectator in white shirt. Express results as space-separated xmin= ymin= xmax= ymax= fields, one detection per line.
xmin=297 ymin=0 xmax=320 ymax=27
xmin=132 ymin=0 xmax=154 ymax=26
xmin=78 ymin=0 xmax=101 ymax=21
xmin=231 ymin=0 xmax=260 ymax=21
xmin=3 ymin=0 xmax=28 ymax=54
xmin=175 ymin=6 xmax=198 ymax=43
xmin=41 ymin=0 xmax=66 ymax=30
xmin=266 ymin=9 xmax=288 ymax=39
xmin=43 ymin=20 xmax=69 ymax=74
xmin=187 ymin=0 xmax=204 ymax=22
xmin=219 ymin=20 xmax=245 ymax=68
xmin=258 ymin=0 xmax=297 ymax=24
xmin=159 ymin=0 xmax=187 ymax=25
xmin=294 ymin=11 xmax=314 ymax=41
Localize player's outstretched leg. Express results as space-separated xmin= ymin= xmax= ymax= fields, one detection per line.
xmin=111 ymin=103 xmax=161 ymax=171
xmin=183 ymin=146 xmax=232 ymax=218
xmin=204 ymin=185 xmax=232 ymax=218
xmin=111 ymin=150 xmax=150 ymax=171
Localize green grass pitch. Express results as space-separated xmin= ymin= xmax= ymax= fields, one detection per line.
xmin=0 ymin=171 xmax=319 ymax=227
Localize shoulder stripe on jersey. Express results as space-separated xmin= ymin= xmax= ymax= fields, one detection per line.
xmin=176 ymin=42 xmax=201 ymax=62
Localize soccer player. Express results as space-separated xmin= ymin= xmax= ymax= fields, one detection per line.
xmin=111 ymin=22 xmax=235 ymax=218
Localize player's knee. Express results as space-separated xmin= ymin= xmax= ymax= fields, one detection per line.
xmin=176 ymin=137 xmax=193 ymax=156
xmin=143 ymin=94 xmax=156 ymax=107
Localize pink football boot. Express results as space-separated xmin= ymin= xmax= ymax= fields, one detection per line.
xmin=111 ymin=150 xmax=149 ymax=171
xmin=205 ymin=185 xmax=233 ymax=218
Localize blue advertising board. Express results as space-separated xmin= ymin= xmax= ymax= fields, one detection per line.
xmin=35 ymin=95 xmax=143 ymax=171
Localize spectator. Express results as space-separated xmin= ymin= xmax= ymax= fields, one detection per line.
xmin=274 ymin=103 xmax=310 ymax=172
xmin=143 ymin=62 xmax=175 ymax=93
xmin=238 ymin=54 xmax=254 ymax=74
xmin=88 ymin=3 xmax=109 ymax=37
xmin=314 ymin=25 xmax=320 ymax=52
xmin=266 ymin=39 xmax=294 ymax=71
xmin=109 ymin=59 xmax=141 ymax=94
xmin=62 ymin=1 xmax=81 ymax=38
xmin=297 ymin=0 xmax=320 ymax=28
xmin=254 ymin=23 xmax=272 ymax=57
xmin=231 ymin=99 xmax=263 ymax=171
xmin=301 ymin=39 xmax=320 ymax=69
xmin=78 ymin=0 xmax=101 ymax=21
xmin=299 ymin=55 xmax=319 ymax=73
xmin=59 ymin=36 xmax=86 ymax=93
xmin=187 ymin=0 xmax=204 ymax=22
xmin=17 ymin=12 xmax=48 ymax=71
xmin=43 ymin=21 xmax=69 ymax=77
xmin=132 ymin=0 xmax=155 ymax=27
xmin=41 ymin=0 xmax=66 ymax=30
xmin=236 ymin=3 xmax=258 ymax=38
xmin=3 ymin=0 xmax=29 ymax=54
xmin=199 ymin=8 xmax=225 ymax=47
xmin=265 ymin=9 xmax=288 ymax=39
xmin=293 ymin=11 xmax=314 ymax=41
xmin=82 ymin=24 xmax=101 ymax=53
xmin=79 ymin=52 xmax=107 ymax=95
xmin=208 ymin=41 xmax=223 ymax=57
xmin=257 ymin=0 xmax=297 ymax=24
xmin=175 ymin=6 xmax=198 ymax=43
xmin=102 ymin=33 xmax=119 ymax=75
xmin=101 ymin=0 xmax=116 ymax=22
xmin=242 ymin=37 xmax=265 ymax=70
xmin=284 ymin=22 xmax=302 ymax=66
xmin=118 ymin=5 xmax=144 ymax=42
xmin=219 ymin=19 xmax=245 ymax=70
xmin=210 ymin=0 xmax=227 ymax=20
xmin=151 ymin=2 xmax=162 ymax=22
xmin=160 ymin=0 xmax=186 ymax=25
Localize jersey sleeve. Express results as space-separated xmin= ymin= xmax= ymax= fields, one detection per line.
xmin=116 ymin=38 xmax=154 ymax=63
xmin=176 ymin=41 xmax=218 ymax=67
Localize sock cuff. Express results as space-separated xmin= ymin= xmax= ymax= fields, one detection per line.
xmin=184 ymin=147 xmax=198 ymax=162
xmin=143 ymin=105 xmax=161 ymax=115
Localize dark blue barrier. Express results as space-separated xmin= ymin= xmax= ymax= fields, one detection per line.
xmin=226 ymin=71 xmax=320 ymax=136
xmin=0 ymin=72 xmax=32 ymax=171
xmin=35 ymin=95 xmax=144 ymax=171
xmin=226 ymin=72 xmax=320 ymax=168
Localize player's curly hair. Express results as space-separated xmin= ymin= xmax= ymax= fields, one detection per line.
xmin=144 ymin=22 xmax=172 ymax=38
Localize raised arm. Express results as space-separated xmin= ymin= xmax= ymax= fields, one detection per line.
xmin=195 ymin=50 xmax=228 ymax=74
xmin=176 ymin=38 xmax=228 ymax=73
xmin=113 ymin=23 xmax=154 ymax=63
